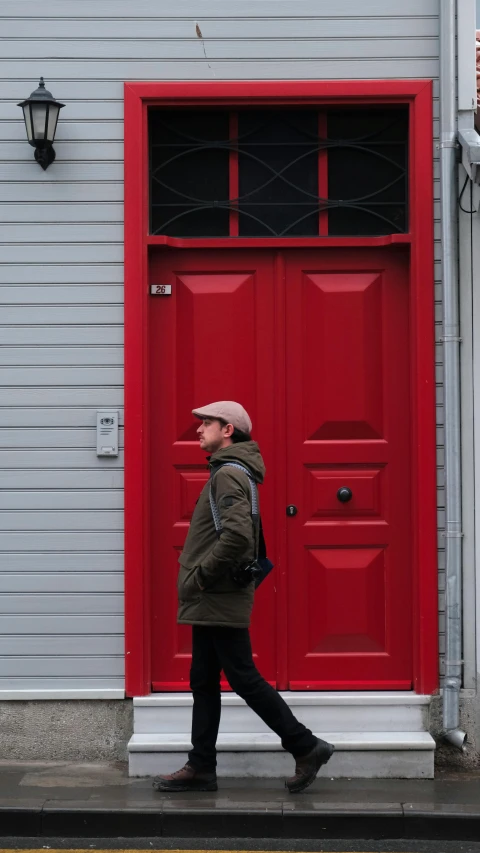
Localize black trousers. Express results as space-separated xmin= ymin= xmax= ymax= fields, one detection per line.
xmin=188 ymin=625 xmax=317 ymax=771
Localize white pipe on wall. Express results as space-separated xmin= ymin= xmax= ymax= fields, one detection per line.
xmin=440 ymin=0 xmax=467 ymax=750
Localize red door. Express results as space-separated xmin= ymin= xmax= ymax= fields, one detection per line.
xmin=149 ymin=247 xmax=412 ymax=690
xmin=150 ymin=249 xmax=278 ymax=689
xmin=284 ymin=249 xmax=412 ymax=690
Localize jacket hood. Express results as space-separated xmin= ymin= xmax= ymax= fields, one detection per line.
xmin=209 ymin=440 xmax=265 ymax=484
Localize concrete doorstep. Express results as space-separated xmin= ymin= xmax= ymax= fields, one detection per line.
xmin=0 ymin=761 xmax=480 ymax=841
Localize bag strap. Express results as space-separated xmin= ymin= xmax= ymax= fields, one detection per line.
xmin=209 ymin=462 xmax=260 ymax=559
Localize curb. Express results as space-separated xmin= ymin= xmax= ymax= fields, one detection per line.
xmin=1 ymin=802 xmax=480 ymax=841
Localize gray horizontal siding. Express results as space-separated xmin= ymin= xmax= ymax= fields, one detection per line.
xmin=0 ymin=142 xmax=123 ymax=160
xmin=0 ymin=183 xmax=124 ymax=202
xmin=0 ymin=658 xmax=123 ymax=677
xmin=0 ymin=38 xmax=439 ymax=60
xmin=0 ymin=19 xmax=439 ymax=39
xmin=0 ymin=594 xmax=123 ymax=614
xmin=0 ymin=533 xmax=122 ymax=550
xmin=0 ymin=265 xmax=123 ymax=283
xmin=5 ymin=636 xmax=122 ymax=654
xmin=0 ymin=164 xmax=124 ymax=182
xmin=0 ymin=223 xmax=123 ymax=241
xmin=0 ymin=570 xmax=123 ymax=595
xmin=3 ymin=553 xmax=123 ymax=571
xmin=0 ymin=306 xmax=123 ymax=323
xmin=0 ymin=408 xmax=122 ymax=427
xmin=0 ymin=430 xmax=122 ymax=449
xmin=0 ymin=285 xmax=123 ymax=302
xmin=7 ymin=64 xmax=443 ymax=88
xmin=0 ymin=122 xmax=125 ymax=142
xmin=0 ymin=451 xmax=123 ymax=469
xmin=0 ymin=1 xmax=439 ymax=15
xmin=0 ymin=368 xmax=123 ymax=385
xmin=0 ymin=471 xmax=123 ymax=489
xmin=0 ymin=205 xmax=123 ymax=223
xmin=0 ymin=0 xmax=442 ymax=691
xmin=0 ymin=102 xmax=123 ymax=121
xmin=0 ymin=511 xmax=123 ymax=530
xmin=0 ymin=348 xmax=124 ymax=366
xmin=0 ymin=329 xmax=123 ymax=345
xmin=2 ymin=616 xmax=123 ymax=634
xmin=0 ymin=245 xmax=123 ymax=263
xmin=0 ymin=62 xmax=440 ymax=96
xmin=0 ymin=389 xmax=123 ymax=406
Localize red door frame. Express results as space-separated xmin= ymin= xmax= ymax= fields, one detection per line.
xmin=124 ymin=80 xmax=438 ymax=697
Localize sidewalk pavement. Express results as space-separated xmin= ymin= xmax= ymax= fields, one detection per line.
xmin=0 ymin=761 xmax=480 ymax=841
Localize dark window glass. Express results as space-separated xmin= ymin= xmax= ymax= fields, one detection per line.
xmin=237 ymin=110 xmax=319 ymax=237
xmin=148 ymin=106 xmax=408 ymax=238
xmin=149 ymin=110 xmax=230 ymax=237
xmin=327 ymin=108 xmax=408 ymax=236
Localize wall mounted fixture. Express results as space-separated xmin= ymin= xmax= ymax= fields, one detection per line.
xmin=18 ymin=78 xmax=65 ymax=170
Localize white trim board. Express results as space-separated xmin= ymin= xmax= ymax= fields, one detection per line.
xmin=0 ymin=689 xmax=125 ymax=700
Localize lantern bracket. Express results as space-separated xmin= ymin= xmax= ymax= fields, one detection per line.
xmin=34 ymin=146 xmax=56 ymax=171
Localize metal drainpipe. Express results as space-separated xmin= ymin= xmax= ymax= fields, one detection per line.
xmin=440 ymin=0 xmax=467 ymax=751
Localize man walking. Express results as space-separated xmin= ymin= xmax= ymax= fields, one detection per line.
xmin=153 ymin=401 xmax=334 ymax=794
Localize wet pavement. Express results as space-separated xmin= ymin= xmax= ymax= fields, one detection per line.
xmin=0 ymin=762 xmax=480 ymax=841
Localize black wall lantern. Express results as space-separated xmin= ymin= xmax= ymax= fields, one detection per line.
xmin=18 ymin=78 xmax=65 ymax=170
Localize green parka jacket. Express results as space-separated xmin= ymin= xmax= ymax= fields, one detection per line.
xmin=177 ymin=441 xmax=265 ymax=628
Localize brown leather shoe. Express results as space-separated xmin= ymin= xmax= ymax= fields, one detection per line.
xmin=152 ymin=762 xmax=218 ymax=792
xmin=286 ymin=738 xmax=335 ymax=793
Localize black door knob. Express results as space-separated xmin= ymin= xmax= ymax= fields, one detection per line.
xmin=286 ymin=505 xmax=298 ymax=517
xmin=337 ymin=487 xmax=352 ymax=503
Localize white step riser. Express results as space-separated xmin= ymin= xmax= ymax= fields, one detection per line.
xmin=134 ymin=704 xmax=427 ymax=734
xmin=129 ymin=749 xmax=434 ymax=779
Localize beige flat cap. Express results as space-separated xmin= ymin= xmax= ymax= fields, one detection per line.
xmin=192 ymin=400 xmax=252 ymax=434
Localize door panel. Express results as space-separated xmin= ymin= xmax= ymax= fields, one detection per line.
xmin=305 ymin=547 xmax=386 ymax=653
xmin=301 ymin=271 xmax=384 ymax=441
xmin=285 ymin=249 xmax=412 ymax=689
xmin=149 ymin=249 xmax=277 ymax=689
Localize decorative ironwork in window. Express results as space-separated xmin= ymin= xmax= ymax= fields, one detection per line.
xmin=149 ymin=107 xmax=408 ymax=238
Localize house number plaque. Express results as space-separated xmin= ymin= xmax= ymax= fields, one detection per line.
xmin=150 ymin=284 xmax=172 ymax=295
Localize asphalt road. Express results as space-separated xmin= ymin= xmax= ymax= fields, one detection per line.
xmin=3 ymin=840 xmax=480 ymax=853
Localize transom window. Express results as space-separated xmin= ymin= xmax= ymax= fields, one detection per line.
xmin=149 ymin=107 xmax=408 ymax=238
